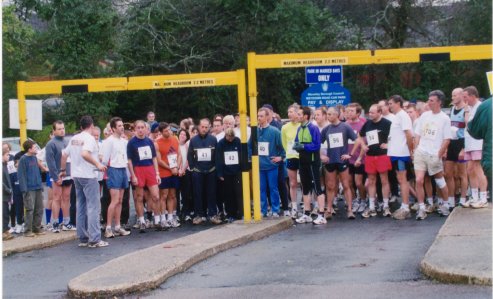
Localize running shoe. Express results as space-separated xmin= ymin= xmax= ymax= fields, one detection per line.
xmin=62 ymin=223 xmax=77 ymax=231
xmin=283 ymin=210 xmax=290 ymax=217
xmin=438 ymin=204 xmax=450 ymax=216
xmin=392 ymin=207 xmax=411 ymax=220
xmin=52 ymin=222 xmax=60 ymax=233
xmin=272 ymin=212 xmax=280 ymax=218
xmin=361 ymin=208 xmax=377 ymax=218
xmin=313 ymin=215 xmax=327 ymax=225
xmin=104 ymin=228 xmax=114 ymax=238
xmin=114 ymin=227 xmax=131 ymax=236
xmin=88 ymin=240 xmax=109 ymax=248
xmin=295 ymin=214 xmax=313 ymax=224
xmin=169 ymin=218 xmax=181 ymax=228
xmin=416 ymin=209 xmax=428 ymax=220
xmin=210 ymin=215 xmax=222 ymax=225
xmin=357 ymin=200 xmax=367 ymax=213
xmin=139 ymin=221 xmax=146 ymax=233
xmin=425 ymin=204 xmax=436 ymax=214
xmin=351 ymin=199 xmax=360 ymax=213
xmin=471 ymin=200 xmax=488 ymax=209
xmin=347 ymin=211 xmax=356 ymax=219
xmin=382 ymin=206 xmax=392 ymax=217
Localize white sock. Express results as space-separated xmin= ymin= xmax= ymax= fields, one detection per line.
xmin=448 ymin=197 xmax=455 ymax=207
xmin=161 ymin=214 xmax=167 ymax=222
xmin=139 ymin=216 xmax=145 ymax=224
xmin=167 ymin=214 xmax=172 ymax=221
xmin=479 ymin=191 xmax=487 ymax=201
xmin=442 ymin=201 xmax=450 ymax=208
xmin=426 ymin=197 xmax=434 ymax=205
xmin=154 ymin=215 xmax=160 ymax=224
xmin=419 ymin=203 xmax=426 ymax=210
xmin=438 ymin=198 xmax=444 ymax=205
xmin=401 ymin=203 xmax=410 ymax=210
xmin=115 ymin=225 xmax=121 ymax=231
xmin=471 ymin=188 xmax=479 ymax=201
xmin=383 ymin=198 xmax=389 ymax=208
xmin=106 ymin=225 xmax=111 ymax=230
xmin=459 ymin=197 xmax=466 ymax=204
xmin=369 ymin=198 xmax=375 ymax=210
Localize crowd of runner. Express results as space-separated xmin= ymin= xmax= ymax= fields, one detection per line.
xmin=2 ymin=86 xmax=490 ymax=247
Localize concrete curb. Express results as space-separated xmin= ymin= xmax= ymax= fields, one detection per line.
xmin=420 ymin=206 xmax=492 ymax=286
xmin=3 ymin=231 xmax=77 ymax=257
xmin=67 ymin=218 xmax=293 ymax=298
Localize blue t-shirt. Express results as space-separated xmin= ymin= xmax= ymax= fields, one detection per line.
xmin=127 ymin=136 xmax=156 ymax=167
xmin=321 ymin=122 xmax=357 ymax=164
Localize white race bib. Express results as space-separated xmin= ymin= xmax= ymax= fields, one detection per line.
xmin=138 ymin=146 xmax=153 ymax=160
xmin=366 ymin=130 xmax=379 ymax=146
xmin=197 ymin=148 xmax=212 ymax=162
xmin=329 ymin=133 xmax=344 ymax=149
xmin=7 ymin=161 xmax=16 ymax=174
xmin=423 ymin=123 xmax=438 ymax=140
xmin=287 ymin=140 xmax=297 ymax=155
xmin=224 ymin=151 xmax=239 ymax=165
xmin=258 ymin=142 xmax=269 ymax=156
xmin=167 ymin=153 xmax=178 ymax=168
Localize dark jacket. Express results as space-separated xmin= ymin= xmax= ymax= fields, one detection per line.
xmin=216 ymin=136 xmax=242 ymax=178
xmin=17 ymin=155 xmax=42 ymax=193
xmin=188 ymin=133 xmax=217 ymax=173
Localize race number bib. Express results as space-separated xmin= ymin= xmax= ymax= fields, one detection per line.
xmin=287 ymin=140 xmax=297 ymax=155
xmin=138 ymin=146 xmax=152 ymax=160
xmin=258 ymin=142 xmax=269 ymax=156
xmin=167 ymin=153 xmax=178 ymax=168
xmin=7 ymin=161 xmax=16 ymax=174
xmin=224 ymin=151 xmax=239 ymax=165
xmin=423 ymin=123 xmax=438 ymax=140
xmin=329 ymin=133 xmax=343 ymax=149
xmin=366 ymin=130 xmax=379 ymax=146
xmin=197 ymin=148 xmax=212 ymax=162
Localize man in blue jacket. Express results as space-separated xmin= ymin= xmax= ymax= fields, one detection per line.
xmin=253 ymin=107 xmax=285 ymax=217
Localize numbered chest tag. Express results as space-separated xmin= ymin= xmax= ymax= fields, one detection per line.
xmin=258 ymin=142 xmax=269 ymax=156
xmin=197 ymin=148 xmax=212 ymax=162
xmin=224 ymin=151 xmax=239 ymax=165
xmin=138 ymin=146 xmax=153 ymax=160
xmin=114 ymin=150 xmax=127 ymax=166
xmin=366 ymin=130 xmax=379 ymax=146
xmin=423 ymin=122 xmax=438 ymax=140
xmin=7 ymin=161 xmax=16 ymax=174
xmin=168 ymin=153 xmax=178 ymax=168
xmin=329 ymin=133 xmax=344 ymax=148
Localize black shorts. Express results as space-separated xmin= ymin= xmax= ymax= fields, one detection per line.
xmin=324 ymin=163 xmax=349 ymax=173
xmin=61 ymin=179 xmax=73 ymax=187
xmin=286 ymin=158 xmax=299 ymax=171
xmin=299 ymin=162 xmax=323 ymax=196
xmin=446 ymin=139 xmax=465 ymax=162
xmin=348 ymin=163 xmax=365 ymax=175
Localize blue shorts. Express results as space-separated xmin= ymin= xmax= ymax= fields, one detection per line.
xmin=390 ymin=156 xmax=412 ymax=172
xmin=159 ymin=176 xmax=180 ymax=189
xmin=46 ymin=172 xmax=52 ymax=188
xmin=106 ymin=167 xmax=129 ymax=190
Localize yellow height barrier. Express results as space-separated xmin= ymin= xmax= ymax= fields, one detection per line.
xmin=17 ymin=70 xmax=252 ymax=222
xmin=247 ymin=44 xmax=492 ymax=221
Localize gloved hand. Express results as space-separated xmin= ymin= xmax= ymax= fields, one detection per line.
xmin=292 ymin=143 xmax=304 ymax=152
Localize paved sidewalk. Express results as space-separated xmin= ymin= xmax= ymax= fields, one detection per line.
xmin=420 ymin=205 xmax=492 ymax=285
xmin=2 ymin=231 xmax=77 ymax=257
xmin=67 ymin=218 xmax=292 ymax=298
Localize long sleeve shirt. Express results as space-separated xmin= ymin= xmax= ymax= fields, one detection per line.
xmin=17 ymin=155 xmax=42 ymax=192
xmin=46 ymin=136 xmax=71 ymax=181
xmin=216 ymin=136 xmax=242 ymax=177
xmin=249 ymin=125 xmax=285 ymax=171
xmin=188 ymin=133 xmax=217 ymax=173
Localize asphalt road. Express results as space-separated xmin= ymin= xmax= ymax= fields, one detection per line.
xmin=3 ymin=223 xmax=212 ymax=299
xmin=144 ymin=208 xmax=492 ymax=299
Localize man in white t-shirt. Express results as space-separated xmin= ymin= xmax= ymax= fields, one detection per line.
xmin=462 ymin=86 xmax=488 ymax=208
xmin=413 ymin=90 xmax=452 ymax=220
xmin=378 ymin=99 xmax=396 ymax=123
xmin=100 ymin=117 xmax=131 ymax=238
xmin=387 ymin=95 xmax=415 ymax=220
xmin=60 ymin=116 xmax=108 ymax=248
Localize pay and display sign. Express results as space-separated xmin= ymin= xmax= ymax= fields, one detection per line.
xmin=301 ymin=83 xmax=351 ymax=108
xmin=305 ymin=66 xmax=343 ymax=84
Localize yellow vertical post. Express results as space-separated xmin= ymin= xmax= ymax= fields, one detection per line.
xmin=17 ymin=81 xmax=28 ymax=145
xmin=236 ymin=69 xmax=252 ymax=222
xmin=247 ymin=52 xmax=262 ymax=222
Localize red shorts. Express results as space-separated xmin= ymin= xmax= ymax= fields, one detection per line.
xmin=365 ymin=155 xmax=392 ymax=174
xmin=134 ymin=165 xmax=158 ymax=188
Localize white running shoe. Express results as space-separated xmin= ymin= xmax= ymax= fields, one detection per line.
xmin=471 ymin=200 xmax=488 ymax=209
xmin=295 ymin=214 xmax=313 ymax=224
xmin=351 ymin=199 xmax=360 ymax=213
xmin=313 ymin=215 xmax=327 ymax=225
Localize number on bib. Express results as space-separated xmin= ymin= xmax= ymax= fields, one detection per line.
xmin=258 ymin=142 xmax=269 ymax=156
xmin=366 ymin=130 xmax=379 ymax=146
xmin=168 ymin=153 xmax=178 ymax=168
xmin=329 ymin=133 xmax=343 ymax=148
xmin=224 ymin=151 xmax=239 ymax=165
xmin=7 ymin=161 xmax=16 ymax=174
xmin=197 ymin=148 xmax=212 ymax=162
xmin=138 ymin=146 xmax=152 ymax=160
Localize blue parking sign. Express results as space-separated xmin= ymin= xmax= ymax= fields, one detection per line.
xmin=305 ymin=66 xmax=343 ymax=84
